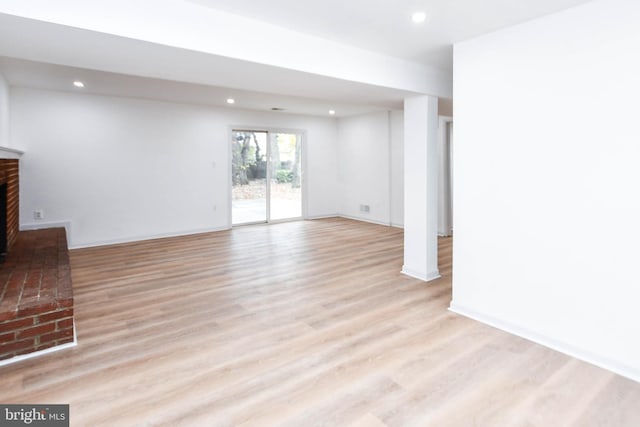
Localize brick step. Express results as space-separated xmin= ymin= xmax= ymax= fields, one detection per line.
xmin=0 ymin=228 xmax=74 ymax=360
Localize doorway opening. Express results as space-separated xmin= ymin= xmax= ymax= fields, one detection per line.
xmin=437 ymin=117 xmax=453 ymax=277
xmin=231 ymin=129 xmax=303 ymax=225
xmin=438 ymin=118 xmax=453 ymax=237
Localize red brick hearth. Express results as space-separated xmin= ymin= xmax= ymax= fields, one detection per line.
xmin=0 ymin=228 xmax=74 ymax=361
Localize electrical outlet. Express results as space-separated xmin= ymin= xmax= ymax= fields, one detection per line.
xmin=360 ymin=204 xmax=370 ymax=213
xmin=34 ymin=209 xmax=44 ymax=220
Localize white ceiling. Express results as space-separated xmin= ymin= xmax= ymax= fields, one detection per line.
xmin=0 ymin=0 xmax=594 ymax=117
xmin=187 ymin=0 xmax=594 ymax=70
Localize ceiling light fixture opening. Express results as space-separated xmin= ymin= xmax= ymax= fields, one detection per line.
xmin=412 ymin=12 xmax=427 ymax=23
xmin=226 ymin=98 xmax=235 ymax=104
xmin=329 ymin=110 xmax=336 ymax=115
xmin=73 ymin=81 xmax=85 ymax=88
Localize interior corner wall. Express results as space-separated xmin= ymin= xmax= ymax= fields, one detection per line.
xmin=0 ymin=72 xmax=9 ymax=147
xmin=451 ymin=0 xmax=640 ymax=382
xmin=336 ymin=111 xmax=392 ymax=225
xmin=11 ymin=87 xmax=338 ymax=248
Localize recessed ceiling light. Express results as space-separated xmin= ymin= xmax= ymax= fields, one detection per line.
xmin=73 ymin=81 xmax=84 ymax=88
xmin=411 ymin=11 xmax=427 ymax=23
xmin=329 ymin=110 xmax=336 ymax=115
xmin=226 ymin=98 xmax=235 ymax=104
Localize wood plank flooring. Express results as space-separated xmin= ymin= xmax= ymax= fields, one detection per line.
xmin=1 ymin=218 xmax=639 ymax=426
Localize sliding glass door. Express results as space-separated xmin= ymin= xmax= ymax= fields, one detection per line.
xmin=231 ymin=130 xmax=302 ymax=225
xmin=269 ymin=132 xmax=302 ymax=221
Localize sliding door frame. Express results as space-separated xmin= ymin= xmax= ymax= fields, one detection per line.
xmin=228 ymin=126 xmax=307 ymax=227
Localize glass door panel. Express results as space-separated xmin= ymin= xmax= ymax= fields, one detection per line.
xmin=231 ymin=130 xmax=268 ymax=225
xmin=269 ymin=133 xmax=302 ymax=221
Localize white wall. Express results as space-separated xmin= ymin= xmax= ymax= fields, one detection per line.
xmin=451 ymin=0 xmax=640 ymax=382
xmin=336 ymin=111 xmax=391 ymax=225
xmin=11 ymin=87 xmax=338 ymax=247
xmin=0 ymin=72 xmax=8 ymax=147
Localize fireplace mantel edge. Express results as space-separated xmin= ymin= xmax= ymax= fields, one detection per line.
xmin=0 ymin=146 xmax=24 ymax=159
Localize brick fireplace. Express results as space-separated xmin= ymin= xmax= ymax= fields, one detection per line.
xmin=0 ymin=159 xmax=18 ymax=257
xmin=0 ymin=158 xmax=75 ymax=361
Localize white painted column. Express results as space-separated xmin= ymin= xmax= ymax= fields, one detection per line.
xmin=402 ymin=95 xmax=440 ymax=282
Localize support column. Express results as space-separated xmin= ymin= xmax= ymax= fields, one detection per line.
xmin=402 ymin=95 xmax=440 ymax=282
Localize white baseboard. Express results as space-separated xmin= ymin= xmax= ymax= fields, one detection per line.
xmin=69 ymin=226 xmax=231 ymax=249
xmin=23 ymin=215 xmax=395 ymax=250
xmin=305 ymin=214 xmax=340 ymax=220
xmin=307 ymin=214 xmax=390 ymax=227
xmin=21 ymin=221 xmax=72 ymax=237
xmin=427 ymin=270 xmax=442 ymax=281
xmin=449 ymin=302 xmax=640 ymax=384
xmin=307 ymin=215 xmax=402 ymax=229
xmin=401 ymin=266 xmax=441 ymax=282
xmin=0 ymin=324 xmax=77 ymax=368
xmin=338 ymin=214 xmax=391 ymax=227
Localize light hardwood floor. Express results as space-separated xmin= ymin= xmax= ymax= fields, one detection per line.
xmin=1 ymin=218 xmax=639 ymax=426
